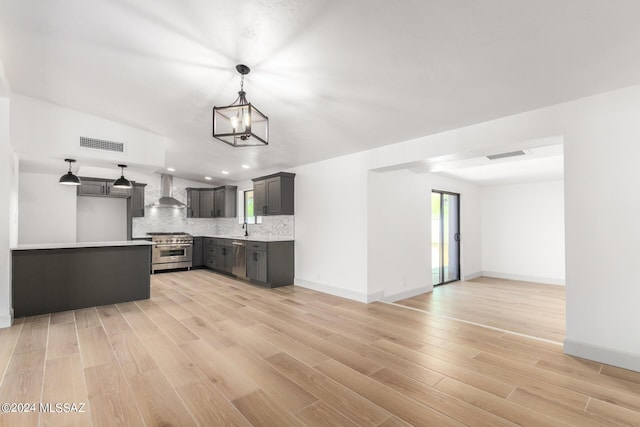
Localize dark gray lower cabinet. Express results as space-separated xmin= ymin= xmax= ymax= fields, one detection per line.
xmin=192 ymin=237 xmax=204 ymax=267
xmin=246 ymin=241 xmax=294 ymax=288
xmin=202 ymin=238 xmax=294 ymax=287
xmin=247 ymin=249 xmax=267 ymax=283
xmin=215 ymin=244 xmax=233 ymax=273
xmin=204 ymin=238 xmax=216 ymax=269
xmin=12 ymin=245 xmax=151 ymax=317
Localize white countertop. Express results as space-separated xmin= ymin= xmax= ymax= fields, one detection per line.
xmin=11 ymin=240 xmax=154 ymax=251
xmin=131 ymin=234 xmax=294 ymax=242
xmin=196 ymin=235 xmax=294 ymax=242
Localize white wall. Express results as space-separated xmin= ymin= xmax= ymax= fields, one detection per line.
xmin=367 ymin=170 xmax=482 ymax=301
xmin=291 ymin=152 xmax=370 ymax=301
xmin=77 ymin=197 xmax=127 ymax=242
xmin=0 ymin=95 xmax=14 ymax=327
xmin=10 ymin=94 xmax=166 ymax=168
xmin=292 ymin=83 xmax=640 ymax=371
xmin=481 ymin=180 xmax=565 ymax=284
xmin=18 ymin=172 xmax=77 ymax=244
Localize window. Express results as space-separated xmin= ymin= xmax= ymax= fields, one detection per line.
xmin=240 ymin=189 xmax=261 ymax=224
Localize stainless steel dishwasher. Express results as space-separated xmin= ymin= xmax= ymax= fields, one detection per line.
xmin=231 ymin=240 xmax=247 ymax=280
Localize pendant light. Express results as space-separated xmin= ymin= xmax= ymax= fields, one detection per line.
xmin=212 ymin=64 xmax=269 ymax=147
xmin=59 ymin=159 xmax=81 ymax=186
xmin=113 ymin=164 xmax=132 ymax=188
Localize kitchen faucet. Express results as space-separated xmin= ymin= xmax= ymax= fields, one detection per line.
xmin=242 ymin=222 xmax=249 ymax=237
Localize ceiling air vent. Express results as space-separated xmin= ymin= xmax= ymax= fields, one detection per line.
xmin=79 ymin=137 xmax=125 ymax=153
xmin=486 ymin=150 xmax=526 ymax=160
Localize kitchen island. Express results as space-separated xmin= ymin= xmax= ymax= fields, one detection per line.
xmin=11 ymin=240 xmax=152 ymax=317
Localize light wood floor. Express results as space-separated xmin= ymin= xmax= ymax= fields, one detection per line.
xmin=396 ymin=277 xmax=566 ymax=342
xmin=1 ymin=270 xmax=639 ymax=426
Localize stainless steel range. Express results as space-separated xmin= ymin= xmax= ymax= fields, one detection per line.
xmin=148 ymin=232 xmax=193 ymax=273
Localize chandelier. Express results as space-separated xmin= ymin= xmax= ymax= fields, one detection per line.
xmin=212 ymin=64 xmax=269 ymax=147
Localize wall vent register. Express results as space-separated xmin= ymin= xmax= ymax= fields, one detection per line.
xmin=80 ymin=136 xmax=125 ymax=153
xmin=486 ymin=150 xmax=527 ymax=160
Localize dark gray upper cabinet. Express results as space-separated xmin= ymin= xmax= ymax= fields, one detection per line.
xmin=78 ymin=177 xmax=131 ymax=198
xmin=253 ymin=180 xmax=265 ymax=215
xmin=199 ymin=189 xmax=214 ymax=218
xmin=131 ymin=183 xmax=146 ymax=217
xmin=106 ymin=182 xmax=132 ymax=198
xmin=77 ymin=178 xmax=107 ymax=196
xmin=186 ymin=186 xmax=237 ymax=218
xmin=252 ymin=172 xmax=295 ymax=215
xmin=214 ymin=185 xmax=237 ymax=218
xmin=186 ymin=188 xmax=200 ymax=218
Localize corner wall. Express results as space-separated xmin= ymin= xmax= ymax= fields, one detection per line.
xmin=481 ymin=180 xmax=565 ymax=285
xmin=293 ymin=83 xmax=640 ymax=371
xmin=291 ymin=152 xmax=370 ymax=301
xmin=0 ymin=96 xmax=14 ymax=326
xmin=18 ymin=172 xmax=78 ymax=244
xmin=367 ymin=170 xmax=482 ymax=301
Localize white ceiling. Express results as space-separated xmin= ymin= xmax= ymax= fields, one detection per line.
xmin=433 ymin=144 xmax=564 ymax=186
xmin=1 ymin=1 xmax=640 ymax=183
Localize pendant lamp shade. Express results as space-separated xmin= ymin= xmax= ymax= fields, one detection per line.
xmin=59 ymin=159 xmax=81 ymax=186
xmin=213 ymin=64 xmax=269 ymax=147
xmin=113 ymin=164 xmax=132 ymax=188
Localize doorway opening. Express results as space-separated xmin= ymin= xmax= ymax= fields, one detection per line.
xmin=431 ymin=190 xmax=460 ymax=286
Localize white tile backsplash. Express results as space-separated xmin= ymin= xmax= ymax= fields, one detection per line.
xmin=217 ymin=216 xmax=295 ymax=240
xmin=132 ymin=183 xmax=294 ymax=239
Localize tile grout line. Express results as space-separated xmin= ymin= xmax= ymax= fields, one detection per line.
xmin=37 ymin=314 xmax=51 ymax=427
xmin=381 ymin=301 xmax=563 ymax=346
xmin=93 ymin=307 xmax=149 ymax=427
xmin=122 ymin=297 xmax=219 ymax=427
xmin=0 ymin=319 xmax=24 ymax=390
xmin=72 ymin=311 xmax=95 ymax=427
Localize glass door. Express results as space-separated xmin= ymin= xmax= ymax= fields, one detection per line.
xmin=431 ymin=191 xmax=460 ymax=285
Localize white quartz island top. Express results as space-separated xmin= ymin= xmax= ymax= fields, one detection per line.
xmin=11 ymin=240 xmax=154 ymax=251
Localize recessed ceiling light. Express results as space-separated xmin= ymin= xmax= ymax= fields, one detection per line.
xmin=167 ymin=167 xmax=175 ymax=172
xmin=221 ymin=171 xmax=229 ymax=175
xmin=205 ymin=176 xmax=212 ymax=180
xmin=241 ymin=165 xmax=250 ymax=169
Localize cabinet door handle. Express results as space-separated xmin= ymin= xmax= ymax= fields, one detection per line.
xmin=263 ymin=206 xmax=267 ymax=214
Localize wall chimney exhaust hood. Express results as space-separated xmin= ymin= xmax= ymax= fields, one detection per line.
xmin=147 ymin=174 xmax=185 ymax=208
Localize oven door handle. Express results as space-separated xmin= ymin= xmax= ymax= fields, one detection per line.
xmin=153 ymin=244 xmax=192 ymax=248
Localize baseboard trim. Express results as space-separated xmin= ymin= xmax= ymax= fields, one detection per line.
xmin=294 ymin=279 xmax=382 ymax=303
xmin=462 ymin=271 xmax=482 ymax=281
xmin=381 ymin=286 xmax=432 ymax=303
xmin=564 ymin=338 xmax=640 ymax=372
xmin=0 ymin=310 xmax=13 ymax=329
xmin=482 ymin=271 xmax=565 ymax=286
